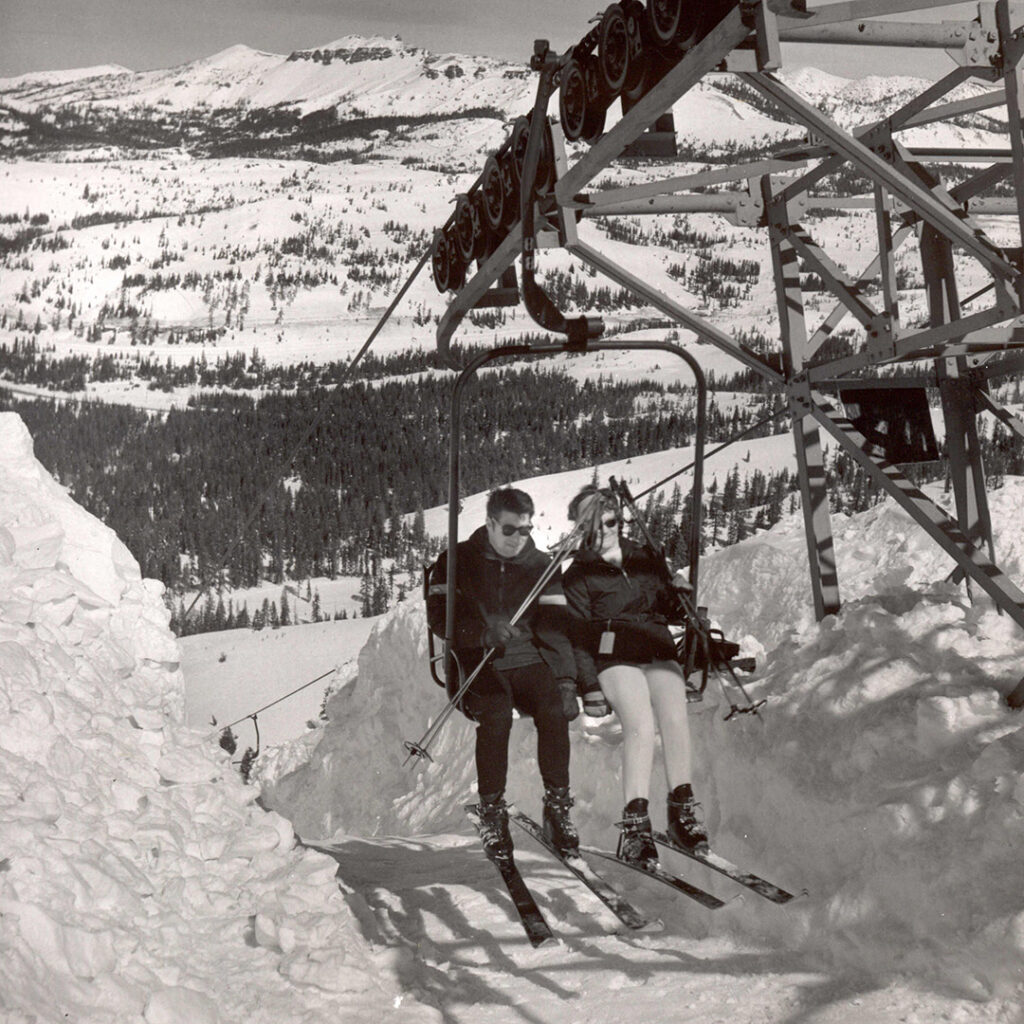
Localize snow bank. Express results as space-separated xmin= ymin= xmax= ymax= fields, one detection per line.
xmin=265 ymin=475 xmax=1024 ymax=999
xmin=260 ymin=599 xmax=479 ymax=838
xmin=0 ymin=413 xmax=432 ymax=1022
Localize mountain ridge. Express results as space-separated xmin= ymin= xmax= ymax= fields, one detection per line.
xmin=0 ymin=34 xmax=1007 ymax=162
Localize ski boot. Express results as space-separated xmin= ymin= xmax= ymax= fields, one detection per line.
xmin=476 ymin=792 xmax=513 ymax=860
xmin=616 ymin=797 xmax=658 ymax=868
xmin=542 ymin=786 xmax=579 ymax=857
xmin=666 ymin=783 xmax=709 ymax=855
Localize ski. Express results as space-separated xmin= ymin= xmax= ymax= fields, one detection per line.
xmin=580 ymin=845 xmax=725 ymax=910
xmin=510 ymin=811 xmax=657 ymax=932
xmin=652 ymin=831 xmax=796 ymax=905
xmin=465 ymin=805 xmax=555 ymax=948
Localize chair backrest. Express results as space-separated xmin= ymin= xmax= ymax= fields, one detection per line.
xmin=422 ymin=564 xmax=446 ymax=688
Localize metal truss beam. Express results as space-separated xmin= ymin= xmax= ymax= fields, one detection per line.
xmin=570 ymin=156 xmax=806 ymax=211
xmin=740 ymin=72 xmax=1018 ymax=282
xmin=996 ymin=0 xmax=1024 ymax=302
xmin=765 ymin=174 xmax=840 ymax=617
xmin=437 ymin=226 xmax=522 ymax=365
xmin=976 ymin=350 xmax=1024 ymax=379
xmin=431 ymin=0 xmax=1024 ymax=663
xmin=977 ymin=388 xmax=1024 ymax=441
xmin=779 ymin=20 xmax=985 ymax=50
xmin=777 ymin=0 xmax=969 ymax=27
xmin=567 ymin=237 xmax=785 ymax=385
xmin=896 ymin=85 xmax=1006 ymax=130
xmin=806 ymin=389 xmax=1024 ymax=631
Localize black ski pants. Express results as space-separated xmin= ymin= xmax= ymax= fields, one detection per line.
xmin=464 ymin=661 xmax=570 ymax=798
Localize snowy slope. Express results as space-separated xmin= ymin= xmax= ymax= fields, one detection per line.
xmin=180 ymin=614 xmax=377 ymax=750
xmin=0 ymin=411 xmax=431 ymax=1022
xmin=261 ymin=466 xmax=1024 ymax=1007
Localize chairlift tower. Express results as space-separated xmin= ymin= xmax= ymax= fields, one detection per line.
xmin=429 ymin=0 xmax=1024 ymax=703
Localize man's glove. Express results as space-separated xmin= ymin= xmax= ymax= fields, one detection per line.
xmin=557 ymin=680 xmax=580 ymax=721
xmin=481 ymin=619 xmax=520 ymax=654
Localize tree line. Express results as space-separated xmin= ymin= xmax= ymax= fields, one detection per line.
xmin=5 ymin=352 xmax=1022 ymax=635
xmin=1 ymin=365 xmax=787 ymax=597
xmin=0 ymin=336 xmax=565 ymax=393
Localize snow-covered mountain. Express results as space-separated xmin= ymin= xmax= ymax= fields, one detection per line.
xmin=0 ymin=34 xmax=1007 ymax=159
xmin=0 ymin=35 xmax=534 ymax=123
xmin=0 ymin=63 xmax=132 ymax=93
xmin=0 ymin=34 xmax=1009 ymax=382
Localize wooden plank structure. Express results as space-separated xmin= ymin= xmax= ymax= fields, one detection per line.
xmin=428 ymin=1 xmax=1024 ymax=705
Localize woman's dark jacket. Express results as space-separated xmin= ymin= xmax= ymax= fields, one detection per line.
xmin=563 ymin=537 xmax=681 ymax=690
xmin=426 ymin=526 xmax=576 ymax=684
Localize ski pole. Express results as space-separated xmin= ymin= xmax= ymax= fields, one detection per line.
xmin=403 ymin=522 xmax=584 ymax=766
xmin=670 ymin=584 xmax=762 ymax=715
xmin=403 ymin=527 xmax=579 ymax=765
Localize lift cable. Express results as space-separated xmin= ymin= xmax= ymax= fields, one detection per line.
xmin=209 ymin=666 xmax=338 ymax=741
xmin=633 ymin=404 xmax=791 ymax=502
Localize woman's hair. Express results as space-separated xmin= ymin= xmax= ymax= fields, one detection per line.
xmin=568 ymin=484 xmax=619 ymax=551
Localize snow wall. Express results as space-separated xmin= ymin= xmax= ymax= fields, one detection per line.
xmin=264 ymin=475 xmax=1024 ymax=1000
xmin=0 ymin=413 xmax=430 ymax=1023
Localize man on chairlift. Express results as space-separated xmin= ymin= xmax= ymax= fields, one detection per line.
xmin=427 ymin=487 xmax=579 ymax=861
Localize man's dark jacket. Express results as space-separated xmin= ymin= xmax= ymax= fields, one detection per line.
xmin=426 ymin=526 xmax=575 ymax=686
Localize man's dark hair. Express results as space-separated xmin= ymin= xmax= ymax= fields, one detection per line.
xmin=487 ymin=487 xmax=534 ymax=519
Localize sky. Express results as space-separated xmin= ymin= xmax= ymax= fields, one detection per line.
xmin=0 ymin=0 xmax=993 ymax=82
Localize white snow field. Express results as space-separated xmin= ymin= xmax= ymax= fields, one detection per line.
xmin=4 ymin=408 xmax=1024 ymax=1021
xmin=0 ymin=412 xmax=425 ymax=1023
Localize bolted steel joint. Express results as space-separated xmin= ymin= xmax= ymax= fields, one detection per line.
xmin=787 ymin=378 xmax=813 ymax=415
xmin=865 ymin=318 xmax=897 ymax=361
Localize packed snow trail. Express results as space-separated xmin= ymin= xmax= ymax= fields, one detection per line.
xmin=307 ymin=833 xmax=1018 ymax=1024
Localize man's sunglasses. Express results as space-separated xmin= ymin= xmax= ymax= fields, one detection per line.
xmin=495 ymin=522 xmax=533 ymax=537
xmin=601 ymin=516 xmax=619 ymax=529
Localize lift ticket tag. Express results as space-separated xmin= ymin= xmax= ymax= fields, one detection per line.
xmin=599 ymin=630 xmax=615 ymax=655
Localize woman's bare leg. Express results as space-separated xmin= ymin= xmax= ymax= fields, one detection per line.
xmin=645 ymin=659 xmax=693 ymax=789
xmin=598 ymin=663 xmax=655 ymax=803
